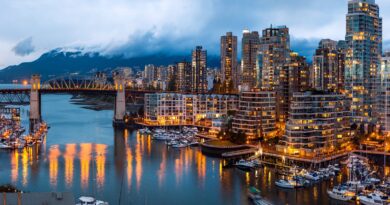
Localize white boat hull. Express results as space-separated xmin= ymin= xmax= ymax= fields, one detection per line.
xmin=327 ymin=190 xmax=353 ymax=201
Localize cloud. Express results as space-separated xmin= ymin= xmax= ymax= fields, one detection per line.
xmin=0 ymin=0 xmax=390 ymax=66
xmin=12 ymin=37 xmax=35 ymax=56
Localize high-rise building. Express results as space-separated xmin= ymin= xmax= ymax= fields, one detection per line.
xmin=191 ymin=46 xmax=208 ymax=93
xmin=345 ymin=0 xmax=382 ymax=123
xmin=258 ymin=25 xmax=290 ymax=89
xmin=311 ymin=39 xmax=347 ymax=91
xmin=166 ymin=65 xmax=177 ymax=91
xmin=241 ymin=30 xmax=259 ymax=91
xmin=258 ymin=25 xmax=290 ymax=124
xmin=278 ymin=91 xmax=352 ymax=157
xmin=144 ymin=64 xmax=157 ymax=82
xmin=378 ymin=52 xmax=390 ymax=133
xmin=275 ymin=52 xmax=310 ymax=124
xmin=232 ymin=89 xmax=276 ymax=139
xmin=221 ymin=32 xmax=238 ymax=93
xmin=288 ymin=52 xmax=310 ymax=100
xmin=176 ymin=61 xmax=192 ymax=92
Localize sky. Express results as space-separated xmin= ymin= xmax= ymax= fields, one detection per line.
xmin=0 ymin=0 xmax=389 ymax=68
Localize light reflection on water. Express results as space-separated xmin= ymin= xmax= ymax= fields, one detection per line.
xmin=2 ymin=94 xmax=390 ymax=204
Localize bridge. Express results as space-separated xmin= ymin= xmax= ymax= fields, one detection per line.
xmin=0 ymin=74 xmax=153 ymax=131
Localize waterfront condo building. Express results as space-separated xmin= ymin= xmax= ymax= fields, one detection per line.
xmin=232 ymin=89 xmax=276 ymax=139
xmin=241 ymin=29 xmax=260 ymax=91
xmin=191 ymin=46 xmax=208 ymax=93
xmin=278 ymin=91 xmax=352 ymax=157
xmin=221 ymin=32 xmax=238 ymax=93
xmin=311 ymin=39 xmax=346 ymax=92
xmin=345 ymin=0 xmax=382 ymax=123
xmin=144 ymin=93 xmax=238 ymax=127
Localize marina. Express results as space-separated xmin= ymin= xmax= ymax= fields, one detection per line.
xmin=0 ymin=108 xmax=47 ymax=150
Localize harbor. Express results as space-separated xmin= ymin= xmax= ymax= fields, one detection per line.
xmin=137 ymin=125 xmax=390 ymax=205
xmin=0 ymin=107 xmax=47 ymax=149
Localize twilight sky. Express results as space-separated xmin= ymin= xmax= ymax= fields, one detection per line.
xmin=0 ymin=0 xmax=389 ymax=68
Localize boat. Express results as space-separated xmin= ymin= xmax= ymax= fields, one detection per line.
xmin=302 ymin=170 xmax=320 ymax=181
xmin=235 ymin=159 xmax=255 ymax=171
xmin=0 ymin=142 xmax=11 ymax=149
xmin=368 ymin=177 xmax=382 ymax=184
xmin=251 ymin=159 xmax=263 ymax=168
xmin=275 ymin=179 xmax=302 ymax=189
xmin=327 ymin=186 xmax=356 ymax=201
xmin=248 ymin=187 xmax=273 ymax=205
xmin=172 ymin=143 xmax=187 ymax=148
xmin=359 ymin=190 xmax=390 ymax=205
xmin=346 ymin=180 xmax=366 ymax=192
xmin=76 ymin=196 xmax=109 ymax=205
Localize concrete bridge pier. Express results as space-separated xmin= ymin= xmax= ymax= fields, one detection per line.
xmin=29 ymin=75 xmax=41 ymax=132
xmin=113 ymin=74 xmax=126 ymax=127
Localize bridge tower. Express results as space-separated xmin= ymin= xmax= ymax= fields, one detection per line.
xmin=30 ymin=74 xmax=41 ymax=132
xmin=113 ymin=74 xmax=126 ymax=127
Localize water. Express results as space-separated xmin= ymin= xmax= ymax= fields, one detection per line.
xmin=0 ymin=94 xmax=354 ymax=205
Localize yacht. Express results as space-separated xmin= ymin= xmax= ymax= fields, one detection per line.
xmin=327 ymin=186 xmax=355 ymax=201
xmin=0 ymin=142 xmax=11 ymax=149
xmin=275 ymin=179 xmax=302 ymax=189
xmin=359 ymin=190 xmax=390 ymax=205
xmin=235 ymin=159 xmax=255 ymax=171
xmin=302 ymin=170 xmax=320 ymax=181
xmin=76 ymin=196 xmax=109 ymax=205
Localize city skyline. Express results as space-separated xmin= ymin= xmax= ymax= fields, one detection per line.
xmin=1 ymin=0 xmax=390 ymax=68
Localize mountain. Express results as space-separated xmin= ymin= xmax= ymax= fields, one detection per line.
xmin=0 ymin=49 xmax=220 ymax=83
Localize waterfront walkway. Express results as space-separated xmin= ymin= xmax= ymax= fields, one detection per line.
xmin=222 ymin=145 xmax=390 ymax=164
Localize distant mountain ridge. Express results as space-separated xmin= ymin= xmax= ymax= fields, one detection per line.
xmin=0 ymin=49 xmax=220 ymax=83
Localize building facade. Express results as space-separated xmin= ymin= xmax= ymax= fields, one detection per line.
xmin=378 ymin=52 xmax=390 ymax=133
xmin=258 ymin=26 xmax=290 ymax=124
xmin=311 ymin=39 xmax=346 ymax=92
xmin=278 ymin=91 xmax=352 ymax=157
xmin=191 ymin=46 xmax=208 ymax=93
xmin=232 ymin=89 xmax=276 ymax=139
xmin=241 ymin=30 xmax=260 ymax=91
xmin=345 ymin=0 xmax=382 ymax=123
xmin=221 ymin=32 xmax=238 ymax=93
xmin=258 ymin=25 xmax=290 ymax=89
xmin=144 ymin=93 xmax=238 ymax=126
xmin=176 ymin=61 xmax=192 ymax=92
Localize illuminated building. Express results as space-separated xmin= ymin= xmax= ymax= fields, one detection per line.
xmin=311 ymin=39 xmax=346 ymax=91
xmin=143 ymin=64 xmax=157 ymax=82
xmin=258 ymin=25 xmax=290 ymax=124
xmin=378 ymin=52 xmax=390 ymax=133
xmin=275 ymin=52 xmax=310 ymax=124
xmin=288 ymin=52 xmax=310 ymax=101
xmin=232 ymin=89 xmax=276 ymax=139
xmin=345 ymin=0 xmax=382 ymax=123
xmin=241 ymin=29 xmax=259 ymax=91
xmin=144 ymin=93 xmax=238 ymax=126
xmin=191 ymin=46 xmax=208 ymax=93
xmin=220 ymin=32 xmax=238 ymax=93
xmin=258 ymin=25 xmax=290 ymax=89
xmin=278 ymin=91 xmax=352 ymax=157
xmin=176 ymin=61 xmax=192 ymax=92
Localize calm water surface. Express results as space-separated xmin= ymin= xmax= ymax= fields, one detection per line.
xmin=0 ymin=94 xmax=354 ymax=204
